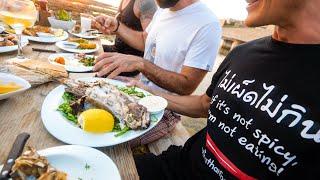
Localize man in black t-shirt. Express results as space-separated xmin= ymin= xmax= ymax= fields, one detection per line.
xmin=134 ymin=0 xmax=320 ymax=179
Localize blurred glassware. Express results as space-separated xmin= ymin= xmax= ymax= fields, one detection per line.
xmin=0 ymin=0 xmax=37 ymax=59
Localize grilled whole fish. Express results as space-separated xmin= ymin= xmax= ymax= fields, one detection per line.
xmin=64 ymin=79 xmax=150 ymax=130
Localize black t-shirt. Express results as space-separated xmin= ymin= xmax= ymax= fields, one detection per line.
xmin=185 ymin=37 xmax=320 ymax=179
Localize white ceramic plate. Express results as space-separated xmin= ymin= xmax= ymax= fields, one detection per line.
xmin=0 ymin=145 xmax=121 ymax=180
xmin=41 ymin=77 xmax=164 ymax=147
xmin=0 ymin=38 xmax=28 ymax=53
xmin=68 ymin=30 xmax=100 ymax=39
xmin=0 ymin=73 xmax=31 ymax=100
xmin=24 ymin=31 xmax=68 ymax=43
xmin=56 ymin=41 xmax=99 ymax=54
xmin=48 ymin=53 xmax=94 ymax=72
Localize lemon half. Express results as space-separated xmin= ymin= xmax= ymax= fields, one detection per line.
xmin=78 ymin=109 xmax=114 ymax=133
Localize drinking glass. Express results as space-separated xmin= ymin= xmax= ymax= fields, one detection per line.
xmin=0 ymin=0 xmax=37 ymax=59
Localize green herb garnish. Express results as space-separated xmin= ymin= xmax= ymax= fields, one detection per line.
xmin=115 ymin=126 xmax=130 ymax=137
xmin=112 ymin=123 xmax=122 ymax=132
xmin=85 ymin=163 xmax=90 ymax=171
xmin=118 ymin=86 xmax=146 ymax=98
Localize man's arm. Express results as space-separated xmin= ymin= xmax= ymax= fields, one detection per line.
xmin=116 ymin=23 xmax=146 ymax=51
xmin=160 ymin=93 xmax=211 ymax=118
xmin=140 ymin=61 xmax=207 ymax=95
xmin=94 ymin=53 xmax=207 ymax=95
xmin=93 ymin=15 xmax=145 ymax=50
xmin=115 ymin=0 xmax=156 ymax=51
xmin=93 ymin=0 xmax=156 ymax=51
xmin=136 ymin=0 xmax=157 ymax=30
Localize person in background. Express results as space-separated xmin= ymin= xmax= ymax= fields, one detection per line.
xmin=102 ymin=0 xmax=157 ymax=77
xmin=93 ymin=0 xmax=222 ymax=147
xmin=133 ymin=0 xmax=320 ymax=179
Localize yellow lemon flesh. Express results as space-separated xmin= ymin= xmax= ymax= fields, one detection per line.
xmin=79 ymin=109 xmax=114 ymax=133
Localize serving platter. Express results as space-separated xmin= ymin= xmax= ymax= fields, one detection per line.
xmin=41 ymin=77 xmax=164 ymax=147
xmin=0 ymin=145 xmax=121 ymax=180
xmin=48 ymin=53 xmax=94 ymax=72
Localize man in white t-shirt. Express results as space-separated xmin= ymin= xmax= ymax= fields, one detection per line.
xmin=93 ymin=0 xmax=221 ymax=146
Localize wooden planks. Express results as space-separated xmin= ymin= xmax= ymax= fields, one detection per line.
xmin=0 ymin=38 xmax=139 ymax=180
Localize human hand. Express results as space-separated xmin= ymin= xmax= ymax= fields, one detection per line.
xmin=92 ymin=15 xmax=118 ymax=35
xmin=94 ymin=53 xmax=144 ymax=79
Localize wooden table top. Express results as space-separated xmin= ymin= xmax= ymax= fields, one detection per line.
xmin=0 ymin=38 xmax=139 ymax=180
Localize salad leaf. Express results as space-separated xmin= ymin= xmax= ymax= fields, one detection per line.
xmin=112 ymin=117 xmax=122 ymax=132
xmin=58 ymin=92 xmax=77 ymax=124
xmin=58 ymin=102 xmax=78 ymax=124
xmin=79 ymin=56 xmax=95 ymax=67
xmin=62 ymin=92 xmax=75 ymax=102
xmin=56 ymin=10 xmax=72 ymax=21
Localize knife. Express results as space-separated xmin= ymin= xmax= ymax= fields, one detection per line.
xmin=0 ymin=133 xmax=30 ymax=180
xmin=32 ymin=48 xmax=57 ymax=53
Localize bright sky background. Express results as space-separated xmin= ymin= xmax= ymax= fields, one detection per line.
xmin=96 ymin=0 xmax=248 ymax=20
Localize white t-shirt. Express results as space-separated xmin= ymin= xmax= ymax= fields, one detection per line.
xmin=142 ymin=1 xmax=222 ymax=92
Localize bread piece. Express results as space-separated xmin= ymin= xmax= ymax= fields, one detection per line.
xmin=0 ymin=65 xmax=52 ymax=86
xmin=14 ymin=60 xmax=68 ymax=78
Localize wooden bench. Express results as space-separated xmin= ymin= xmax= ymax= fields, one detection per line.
xmin=148 ymin=121 xmax=190 ymax=155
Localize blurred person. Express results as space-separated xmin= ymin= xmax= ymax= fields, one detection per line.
xmin=133 ymin=0 xmax=320 ymax=179
xmin=92 ymin=0 xmax=222 ymax=147
xmin=102 ymin=0 xmax=157 ymax=77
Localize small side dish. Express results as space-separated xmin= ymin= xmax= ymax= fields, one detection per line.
xmin=0 ymin=81 xmax=22 ymax=94
xmin=139 ymin=96 xmax=168 ymax=114
xmin=0 ymin=73 xmax=31 ymax=100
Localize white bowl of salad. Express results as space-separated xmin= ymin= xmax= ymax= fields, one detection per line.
xmin=48 ymin=10 xmax=76 ymax=31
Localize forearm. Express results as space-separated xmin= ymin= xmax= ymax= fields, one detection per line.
xmin=116 ymin=23 xmax=145 ymax=51
xmin=140 ymin=60 xmax=197 ymax=95
xmin=151 ymin=90 xmax=209 ymax=118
